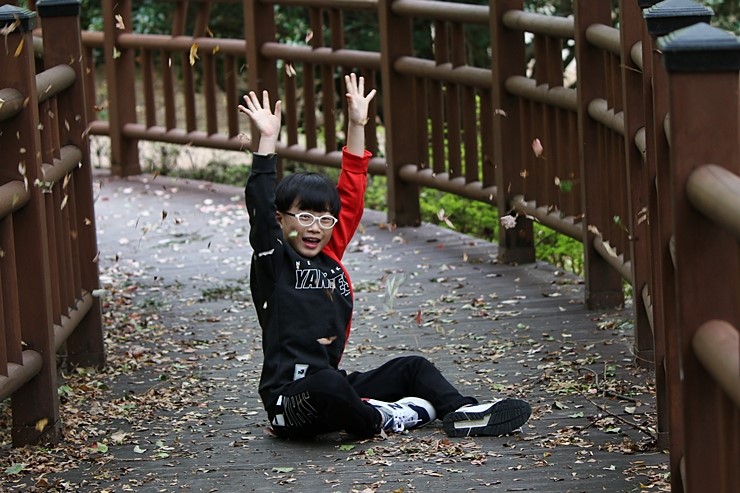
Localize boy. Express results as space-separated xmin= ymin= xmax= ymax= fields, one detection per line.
xmin=240 ymin=73 xmax=531 ymax=440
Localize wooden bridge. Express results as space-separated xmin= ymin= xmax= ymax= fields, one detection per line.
xmin=0 ymin=0 xmax=738 ymax=491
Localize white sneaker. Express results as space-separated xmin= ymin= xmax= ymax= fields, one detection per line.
xmin=367 ymin=397 xmax=437 ymax=433
xmin=442 ymin=398 xmax=531 ymax=437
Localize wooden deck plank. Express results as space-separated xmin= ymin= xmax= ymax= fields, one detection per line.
xmin=0 ymin=172 xmax=668 ymax=492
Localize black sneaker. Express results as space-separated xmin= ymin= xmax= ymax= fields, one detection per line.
xmin=442 ymin=398 xmax=531 ymax=437
xmin=367 ymin=397 xmax=437 ymax=433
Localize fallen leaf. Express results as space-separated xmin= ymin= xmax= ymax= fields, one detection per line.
xmin=532 ymin=138 xmax=544 ymax=158
xmin=189 ymin=43 xmax=199 ymax=65
xmin=14 ymin=37 xmax=24 ymax=57
xmin=35 ymin=418 xmax=48 ymax=432
xmin=500 ymin=215 xmax=517 ymax=230
xmin=5 ymin=463 xmax=26 ymax=475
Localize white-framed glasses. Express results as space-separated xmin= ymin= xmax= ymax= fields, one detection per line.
xmin=285 ymin=211 xmax=338 ymax=229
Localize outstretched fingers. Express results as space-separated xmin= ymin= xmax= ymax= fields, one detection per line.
xmin=344 ymin=73 xmax=375 ymax=125
xmin=238 ymin=90 xmax=282 ymax=140
xmin=239 ymin=90 xmax=281 ymax=116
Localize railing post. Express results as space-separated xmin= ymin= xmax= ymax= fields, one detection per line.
xmin=642 ymin=0 xmax=714 ymax=483
xmin=379 ymin=0 xmax=421 ymax=227
xmin=489 ymin=0 xmax=534 ymax=264
xmin=37 ymin=0 xmax=104 ymax=368
xmin=619 ymin=0 xmax=653 ymax=367
xmin=0 ymin=4 xmax=62 ymax=445
xmin=660 ymin=22 xmax=740 ymax=493
xmin=102 ymin=0 xmax=140 ymax=176
xmin=573 ymin=0 xmax=625 ymax=308
xmin=243 ymin=0 xmax=279 ymax=153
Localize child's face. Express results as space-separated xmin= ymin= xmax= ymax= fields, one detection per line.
xmin=277 ymin=201 xmax=336 ymax=258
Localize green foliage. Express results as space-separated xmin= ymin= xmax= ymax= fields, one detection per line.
xmin=362 ymin=175 xmax=584 ymax=276
xmin=172 ymin=160 xmax=251 ymax=186
xmin=156 ymin=158 xmax=251 ymax=187
xmin=705 ymin=0 xmax=740 ymax=33
xmin=274 ymin=6 xmax=311 ymax=45
xmin=533 ymin=224 xmax=583 ymax=275
xmin=418 ymin=189 xmax=498 ymax=240
xmin=364 ymin=174 xmax=388 ymax=212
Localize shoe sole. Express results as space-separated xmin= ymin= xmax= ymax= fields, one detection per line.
xmin=442 ymin=399 xmax=532 ymax=437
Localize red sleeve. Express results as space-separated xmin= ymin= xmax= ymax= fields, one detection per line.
xmin=325 ymin=147 xmax=371 ymax=259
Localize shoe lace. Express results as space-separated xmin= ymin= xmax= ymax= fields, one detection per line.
xmin=387 ymin=407 xmax=420 ymax=433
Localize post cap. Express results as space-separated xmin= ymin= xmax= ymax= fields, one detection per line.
xmin=37 ymin=0 xmax=81 ymax=18
xmin=643 ymin=0 xmax=713 ymax=37
xmin=658 ymin=22 xmax=740 ymax=72
xmin=0 ymin=5 xmax=37 ymax=33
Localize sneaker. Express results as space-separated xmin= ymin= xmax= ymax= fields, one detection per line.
xmin=442 ymin=398 xmax=531 ymax=438
xmin=367 ymin=397 xmax=437 ymax=433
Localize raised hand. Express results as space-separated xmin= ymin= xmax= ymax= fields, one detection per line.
xmin=344 ymin=73 xmax=376 ymax=156
xmin=239 ymin=90 xmax=282 ymax=154
xmin=344 ymin=73 xmax=376 ymax=127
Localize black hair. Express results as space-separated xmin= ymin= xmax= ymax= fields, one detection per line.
xmin=274 ymin=172 xmax=341 ymax=216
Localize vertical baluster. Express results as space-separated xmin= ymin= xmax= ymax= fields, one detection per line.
xmin=575 ymin=0 xmax=624 ymax=307
xmin=379 ymin=0 xmax=421 ymax=226
xmin=491 ymin=0 xmax=534 ymax=263
xmin=244 ymin=0 xmax=279 ymax=154
xmin=102 ymin=0 xmax=139 ymax=175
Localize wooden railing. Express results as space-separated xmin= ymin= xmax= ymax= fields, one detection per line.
xmin=1 ymin=0 xmax=738 ymax=490
xmin=659 ymin=21 xmax=740 ymax=493
xmin=0 ymin=0 xmax=104 ymax=446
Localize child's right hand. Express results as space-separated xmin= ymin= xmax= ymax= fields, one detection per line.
xmin=239 ymin=90 xmax=282 ymax=152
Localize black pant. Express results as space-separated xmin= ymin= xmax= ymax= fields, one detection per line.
xmin=267 ymin=355 xmax=477 ymax=439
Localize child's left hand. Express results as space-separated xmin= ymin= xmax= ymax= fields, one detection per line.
xmin=345 ymin=73 xmax=376 ymax=126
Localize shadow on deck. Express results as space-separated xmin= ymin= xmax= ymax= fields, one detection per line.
xmin=1 ymin=171 xmax=669 ymax=492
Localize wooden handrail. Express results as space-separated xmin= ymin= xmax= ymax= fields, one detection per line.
xmin=0 ymin=351 xmax=43 ymax=401
xmin=392 ymin=0 xmax=488 ymax=24
xmin=587 ymin=98 xmax=625 ymax=136
xmin=116 ymin=32 xmax=246 ymax=54
xmin=692 ymin=320 xmax=740 ymax=409
xmin=503 ymin=10 xmax=574 ymax=38
xmin=1 ymin=65 xmax=76 ymax=122
xmin=505 ymin=76 xmax=577 ymax=110
xmin=260 ymin=43 xmax=380 ymax=68
xmin=36 ymin=64 xmax=75 ymax=104
xmin=399 ymin=164 xmax=496 ymax=204
xmin=41 ymin=145 xmax=83 ymax=185
xmin=0 ymin=180 xmax=31 ymax=219
xmin=630 ymin=40 xmax=643 ymax=71
xmin=53 ymin=292 xmax=94 ymax=351
xmin=593 ymin=235 xmax=633 ymax=284
xmin=0 ymin=87 xmax=25 ymax=122
xmin=263 ymin=0 xmax=378 ymax=9
xmin=394 ymin=57 xmax=491 ymax=86
xmin=509 ymin=195 xmax=583 ymax=240
xmin=585 ymin=23 xmax=620 ymax=55
xmin=687 ymin=164 xmax=740 ymax=240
